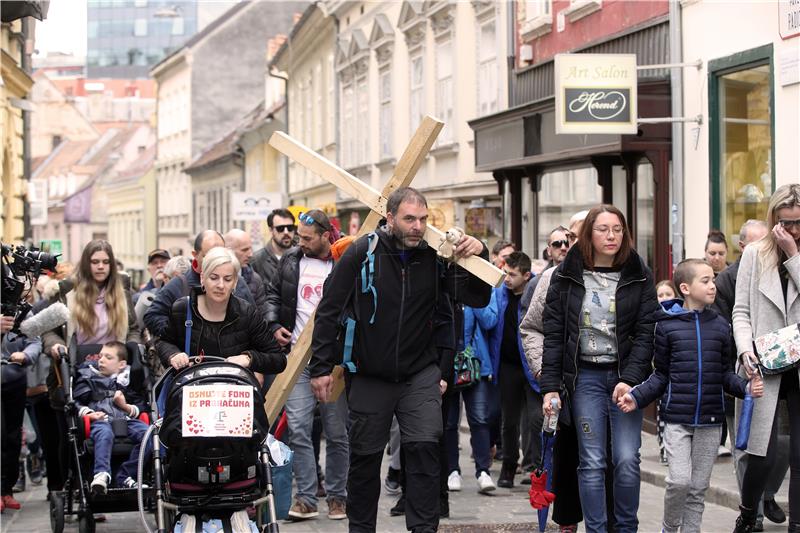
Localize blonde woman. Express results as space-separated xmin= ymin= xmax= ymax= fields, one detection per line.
xmin=732 ymin=184 xmax=800 ymax=532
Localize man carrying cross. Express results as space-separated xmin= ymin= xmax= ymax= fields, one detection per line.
xmin=309 ymin=187 xmax=492 ymax=533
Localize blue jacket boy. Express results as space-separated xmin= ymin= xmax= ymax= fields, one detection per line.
xmin=629 ymin=299 xmax=748 ymax=425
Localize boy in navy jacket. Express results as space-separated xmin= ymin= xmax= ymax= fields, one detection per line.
xmin=73 ymin=341 xmax=149 ymax=495
xmin=619 ymin=259 xmax=763 ymax=533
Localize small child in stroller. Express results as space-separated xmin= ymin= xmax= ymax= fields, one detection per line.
xmin=73 ymin=340 xmax=149 ymax=495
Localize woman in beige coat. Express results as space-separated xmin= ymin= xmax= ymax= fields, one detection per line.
xmin=732 ymin=184 xmax=800 ymax=532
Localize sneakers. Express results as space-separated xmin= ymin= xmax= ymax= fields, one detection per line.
xmin=121 ymin=477 xmax=150 ymax=489
xmin=327 ymin=498 xmax=346 ymax=520
xmin=447 ymin=470 xmax=462 ymax=492
xmin=1 ymin=494 xmax=21 ymax=511
xmin=27 ymin=454 xmax=44 ymax=485
xmin=717 ymin=445 xmax=732 ymax=457
xmin=476 ymin=471 xmax=496 ymax=493
xmin=384 ymin=466 xmax=402 ymax=495
xmin=287 ymin=499 xmax=319 ymax=521
xmin=90 ymin=472 xmax=110 ymax=496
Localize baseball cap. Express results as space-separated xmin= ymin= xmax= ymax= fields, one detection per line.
xmin=147 ymin=249 xmax=171 ymax=263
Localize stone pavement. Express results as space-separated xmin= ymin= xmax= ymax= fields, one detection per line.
xmin=1 ymin=428 xmax=790 ymax=532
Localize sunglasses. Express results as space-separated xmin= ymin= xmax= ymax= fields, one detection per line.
xmin=549 ymin=239 xmax=570 ymax=248
xmin=274 ymin=224 xmax=296 ymax=233
xmin=779 ymin=219 xmax=800 ymax=228
xmin=299 ymin=212 xmax=331 ymax=231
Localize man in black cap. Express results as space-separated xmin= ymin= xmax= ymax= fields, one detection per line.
xmin=133 ymin=248 xmax=170 ymax=304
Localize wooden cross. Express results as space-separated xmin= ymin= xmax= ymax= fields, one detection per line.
xmin=262 ymin=116 xmax=505 ymax=422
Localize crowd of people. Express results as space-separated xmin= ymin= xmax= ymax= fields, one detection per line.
xmin=0 ymin=185 xmax=798 ymax=533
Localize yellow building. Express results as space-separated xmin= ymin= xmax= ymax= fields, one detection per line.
xmin=1 ymin=19 xmax=34 ymax=243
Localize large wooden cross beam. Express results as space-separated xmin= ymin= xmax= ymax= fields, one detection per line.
xmin=262 ymin=116 xmax=505 ymax=421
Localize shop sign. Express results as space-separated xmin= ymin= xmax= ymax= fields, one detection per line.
xmin=555 ymin=53 xmax=638 ymax=135
xmin=779 ymin=0 xmax=800 ymax=39
xmin=39 ymin=240 xmax=62 ymax=257
xmin=231 ymin=192 xmax=283 ymax=221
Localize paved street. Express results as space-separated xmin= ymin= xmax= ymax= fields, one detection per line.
xmin=1 ymin=425 xmax=789 ymax=533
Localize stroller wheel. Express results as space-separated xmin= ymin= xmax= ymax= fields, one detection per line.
xmin=78 ymin=511 xmax=96 ymax=533
xmin=49 ymin=492 xmax=65 ymax=533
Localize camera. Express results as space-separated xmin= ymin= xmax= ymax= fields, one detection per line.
xmin=1 ymin=242 xmax=59 ymax=323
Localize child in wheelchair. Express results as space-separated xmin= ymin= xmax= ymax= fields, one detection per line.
xmin=73 ymin=340 xmax=149 ymax=495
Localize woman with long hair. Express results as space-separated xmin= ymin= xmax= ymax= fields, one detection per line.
xmin=40 ymin=240 xmax=139 ymax=499
xmin=540 ymin=205 xmax=659 ymax=533
xmin=732 ymin=184 xmax=800 ymax=532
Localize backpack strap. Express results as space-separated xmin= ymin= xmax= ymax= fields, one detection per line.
xmin=184 ymin=296 xmax=193 ymax=356
xmin=342 ymin=317 xmax=357 ymax=373
xmin=360 ymin=232 xmax=379 ymax=324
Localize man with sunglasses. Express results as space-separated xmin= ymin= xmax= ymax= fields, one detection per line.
xmin=265 ymin=209 xmax=349 ymax=522
xmin=252 ymin=208 xmax=297 ymax=287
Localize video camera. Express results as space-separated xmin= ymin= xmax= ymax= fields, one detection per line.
xmin=1 ymin=243 xmax=59 ymax=328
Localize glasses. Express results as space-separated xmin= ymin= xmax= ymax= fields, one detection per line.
xmin=593 ymin=225 xmax=624 ymax=235
xmin=549 ymin=239 xmax=570 ymax=248
xmin=779 ymin=219 xmax=800 ymax=228
xmin=299 ymin=212 xmax=331 ymax=231
xmin=274 ymin=224 xmax=296 ymax=233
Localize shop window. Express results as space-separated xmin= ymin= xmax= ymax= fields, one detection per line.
xmin=710 ymin=46 xmax=773 ymax=256
xmin=538 ymin=167 xmax=601 ymax=253
xmin=635 ymin=160 xmax=655 ymax=268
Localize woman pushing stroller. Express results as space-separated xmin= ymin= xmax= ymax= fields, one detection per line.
xmin=155 ymin=245 xmax=286 ymax=378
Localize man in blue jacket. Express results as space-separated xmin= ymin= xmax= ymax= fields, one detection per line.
xmin=488 ymin=251 xmax=542 ymax=488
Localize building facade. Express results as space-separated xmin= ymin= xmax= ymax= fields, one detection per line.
xmin=151 ymin=1 xmax=302 ymax=254
xmin=319 ymin=0 xmax=507 ymax=238
xmin=1 ymin=18 xmax=34 ymax=244
xmin=470 ymin=0 xmax=673 ymax=281
xmin=681 ymin=0 xmax=800 ymax=258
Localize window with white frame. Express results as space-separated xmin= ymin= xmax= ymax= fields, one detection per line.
xmin=304 ymin=76 xmax=313 ymax=148
xmin=327 ymin=55 xmax=335 ymax=146
xmin=379 ymin=69 xmax=392 ymax=159
xmin=341 ymin=82 xmax=354 ymax=167
xmin=525 ymin=0 xmax=552 ymax=20
xmin=410 ymin=53 xmax=424 ymax=134
xmin=134 ymin=18 xmax=147 ymax=36
xmin=436 ymin=39 xmax=454 ymax=144
xmin=171 ymin=17 xmax=184 ymax=36
xmin=315 ymin=62 xmax=323 ymax=150
xmin=477 ymin=18 xmax=498 ymax=116
xmin=357 ymin=77 xmax=369 ymax=165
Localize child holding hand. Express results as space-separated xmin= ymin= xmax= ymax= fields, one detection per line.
xmin=618 ymin=259 xmax=763 ymax=533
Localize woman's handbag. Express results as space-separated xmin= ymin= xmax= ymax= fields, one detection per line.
xmin=453 ymin=345 xmax=481 ymax=390
xmin=753 ymin=323 xmax=800 ymax=374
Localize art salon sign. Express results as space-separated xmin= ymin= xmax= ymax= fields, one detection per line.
xmin=555 ymin=53 xmax=638 ymax=135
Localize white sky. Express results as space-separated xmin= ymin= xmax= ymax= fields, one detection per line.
xmin=34 ymin=0 xmax=88 ymax=58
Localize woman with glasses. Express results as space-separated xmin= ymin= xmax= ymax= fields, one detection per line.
xmin=540 ymin=205 xmax=659 ymax=533
xmin=731 ymin=184 xmax=800 ymax=533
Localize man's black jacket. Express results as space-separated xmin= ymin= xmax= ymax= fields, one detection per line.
xmin=540 ymin=245 xmax=660 ymax=396
xmin=309 ymin=228 xmax=491 ymax=382
xmin=264 ymin=247 xmax=307 ymax=336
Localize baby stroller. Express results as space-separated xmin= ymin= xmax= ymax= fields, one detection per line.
xmin=145 ymin=356 xmax=281 ymax=533
xmin=50 ymin=337 xmax=154 ymax=533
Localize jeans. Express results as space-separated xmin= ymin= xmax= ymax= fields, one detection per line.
xmin=285 ymin=368 xmax=349 ymax=506
xmin=444 ymin=378 xmax=492 ymax=477
xmin=572 ymin=367 xmax=643 ymax=533
xmin=89 ymin=418 xmax=149 ymax=485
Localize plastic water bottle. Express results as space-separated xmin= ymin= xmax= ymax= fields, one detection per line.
xmin=543 ymin=398 xmax=560 ymax=435
xmin=736 ymin=392 xmax=754 ymax=451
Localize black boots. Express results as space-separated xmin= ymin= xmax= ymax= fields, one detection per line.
xmin=763 ymin=498 xmax=786 ymax=524
xmin=497 ymin=463 xmax=515 ymax=488
xmin=733 ymin=506 xmax=757 ymax=533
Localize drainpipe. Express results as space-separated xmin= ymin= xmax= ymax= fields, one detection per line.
xmin=669 ymin=0 xmax=684 ymax=266
xmin=506 ymin=1 xmax=516 ymax=106
xmin=21 ymin=17 xmax=32 ymax=242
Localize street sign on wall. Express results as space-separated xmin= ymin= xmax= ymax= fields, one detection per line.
xmin=230 ymin=192 xmax=283 ymax=221
xmin=554 ymin=53 xmax=638 ymax=135
xmin=779 ymin=0 xmax=800 ymax=39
